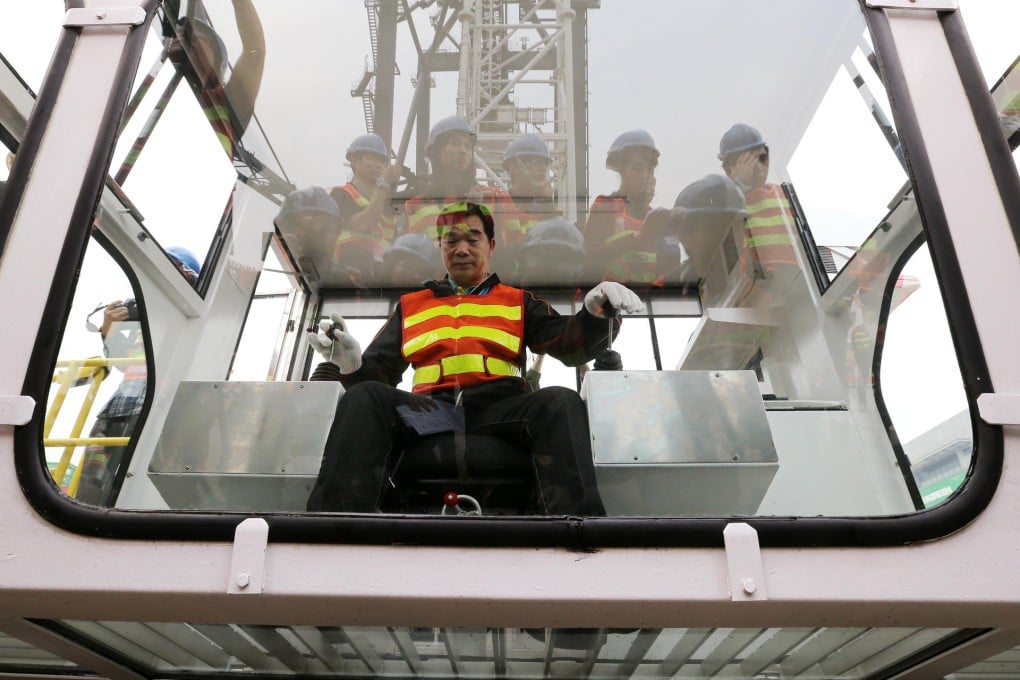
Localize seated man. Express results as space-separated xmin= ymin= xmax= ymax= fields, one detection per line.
xmin=305 ymin=202 xmax=644 ymax=515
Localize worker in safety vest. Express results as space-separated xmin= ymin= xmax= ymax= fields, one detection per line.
xmin=669 ymin=174 xmax=750 ymax=284
xmin=403 ymin=116 xmax=502 ymax=240
xmin=668 ymin=175 xmax=768 ymax=367
xmin=305 ymin=202 xmax=645 ymax=515
xmin=169 ymin=0 xmax=265 ymax=160
xmin=77 ymin=248 xmax=201 ymax=506
xmin=584 ymin=129 xmax=666 ymax=285
xmin=275 ymin=187 xmax=374 ymax=287
xmin=496 ymin=134 xmax=561 ymax=277
xmin=330 ymin=133 xmax=402 ymax=265
xmin=718 ymin=123 xmax=800 ymax=282
xmin=377 ymin=233 xmax=442 ymax=289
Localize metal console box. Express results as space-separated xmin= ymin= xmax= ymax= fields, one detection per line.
xmin=147 ymin=381 xmax=341 ymax=511
xmin=581 ymin=370 xmax=778 ymax=516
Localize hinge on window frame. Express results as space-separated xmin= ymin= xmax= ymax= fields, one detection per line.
xmin=977 ymin=394 xmax=1020 ymax=426
xmin=0 ymin=396 xmax=35 ymax=426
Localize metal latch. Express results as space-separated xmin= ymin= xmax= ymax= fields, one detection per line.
xmin=0 ymin=396 xmax=35 ymax=426
xmin=64 ymin=8 xmax=148 ymax=28
xmin=865 ymin=0 xmax=958 ymax=9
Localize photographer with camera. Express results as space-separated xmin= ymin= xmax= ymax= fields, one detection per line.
xmin=77 ymin=248 xmax=199 ymax=505
xmin=77 ymin=299 xmax=146 ymax=505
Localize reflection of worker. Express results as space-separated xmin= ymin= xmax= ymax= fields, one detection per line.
xmin=516 ymin=216 xmax=586 ymax=287
xmin=669 ymin=174 xmax=749 ymax=282
xmin=305 ymin=202 xmax=644 ymax=514
xmin=173 ymin=0 xmax=265 ymax=158
xmin=584 ymin=130 xmax=663 ymax=284
xmin=77 ymin=249 xmax=200 ymax=506
xmin=404 ymin=116 xmax=501 ymax=238
xmin=498 ymin=134 xmax=560 ymax=268
xmin=718 ymin=124 xmax=799 ymax=278
xmin=276 ymin=187 xmax=374 ymax=286
xmin=330 ymin=133 xmax=402 ymax=267
xmin=378 ymin=233 xmax=442 ymax=288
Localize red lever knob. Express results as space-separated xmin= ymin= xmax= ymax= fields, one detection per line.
xmin=443 ymin=491 xmax=459 ymax=506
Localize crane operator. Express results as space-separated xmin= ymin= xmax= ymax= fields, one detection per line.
xmin=305 ymin=201 xmax=645 ymax=515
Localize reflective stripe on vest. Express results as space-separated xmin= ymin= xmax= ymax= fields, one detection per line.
xmin=413 ymin=355 xmax=521 ymax=387
xmin=405 ymin=188 xmax=499 ymax=238
xmin=122 ymin=338 xmax=147 ymax=381
xmin=201 ymin=86 xmax=235 ymax=158
xmin=591 ymin=196 xmax=658 ymax=282
xmin=401 ymin=284 xmax=525 ymax=393
xmin=743 ymin=185 xmax=797 ymax=267
xmin=337 ymin=184 xmax=397 ymax=249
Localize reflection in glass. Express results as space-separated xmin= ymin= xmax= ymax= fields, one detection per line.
xmin=48 ymin=0 xmax=976 ymax=520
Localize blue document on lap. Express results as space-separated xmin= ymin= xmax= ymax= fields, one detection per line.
xmin=396 ymin=400 xmax=466 ymax=435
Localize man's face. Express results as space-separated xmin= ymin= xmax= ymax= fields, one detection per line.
xmin=618 ymin=150 xmax=657 ymax=196
xmin=436 ymin=132 xmax=475 ymax=174
xmin=508 ymin=156 xmax=553 ymax=198
xmin=440 ymin=214 xmax=494 ymax=287
xmin=351 ymin=152 xmax=386 ymax=184
xmin=727 ymin=145 xmax=770 ymax=191
xmin=678 ymin=212 xmax=742 ymax=278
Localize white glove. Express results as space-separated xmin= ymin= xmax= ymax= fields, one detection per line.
xmin=584 ymin=282 xmax=646 ymax=318
xmin=306 ymin=313 xmax=363 ymax=374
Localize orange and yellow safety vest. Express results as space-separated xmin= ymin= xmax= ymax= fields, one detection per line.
xmin=400 ymin=284 xmax=525 ymax=394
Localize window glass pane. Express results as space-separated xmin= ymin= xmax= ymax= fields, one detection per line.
xmin=880 ymin=244 xmax=970 ymax=508
xmin=46 ymin=239 xmax=150 ymax=506
xmin=47 ymin=0 xmax=977 ymax=524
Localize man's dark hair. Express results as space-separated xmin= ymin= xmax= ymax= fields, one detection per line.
xmin=437 ymin=201 xmax=495 ymax=241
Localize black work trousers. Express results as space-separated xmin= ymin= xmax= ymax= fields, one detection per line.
xmin=306 ymin=381 xmax=606 ymax=515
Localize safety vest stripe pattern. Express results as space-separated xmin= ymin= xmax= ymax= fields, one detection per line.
xmin=337 ymin=184 xmax=397 ymax=248
xmin=402 ymin=325 xmax=522 ymax=357
xmin=745 ymin=214 xmax=795 ymax=230
xmin=405 ymin=189 xmax=501 ymax=236
xmin=413 ymin=355 xmax=521 ymax=387
xmin=404 ymin=302 xmax=523 ymax=329
xmin=744 ymin=196 xmax=792 ymax=213
xmin=746 ymin=233 xmax=795 ymax=247
xmin=400 ymin=284 xmax=525 ymax=393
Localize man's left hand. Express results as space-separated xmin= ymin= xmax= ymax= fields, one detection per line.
xmin=584 ymin=282 xmax=646 ymax=317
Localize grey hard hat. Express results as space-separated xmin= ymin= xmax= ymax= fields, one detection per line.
xmin=275 ymin=186 xmax=342 ymax=225
xmin=178 ymin=17 xmax=228 ymax=80
xmin=503 ymin=134 xmax=552 ymax=170
xmin=424 ymin=115 xmax=476 ymax=159
xmin=518 ymin=217 xmax=585 ymax=259
xmin=718 ymin=123 xmax=766 ymax=159
xmin=672 ymin=174 xmax=748 ymax=217
xmin=346 ymin=133 xmax=390 ymax=161
xmin=606 ymin=129 xmax=659 ymax=170
xmin=383 ymin=232 xmax=441 ymax=269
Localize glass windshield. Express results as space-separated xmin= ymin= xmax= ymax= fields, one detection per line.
xmin=40 ymin=0 xmax=979 ymax=524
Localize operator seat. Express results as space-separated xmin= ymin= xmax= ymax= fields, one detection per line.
xmin=382 ymin=432 xmax=537 ymax=514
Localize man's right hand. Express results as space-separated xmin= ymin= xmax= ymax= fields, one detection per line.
xmin=306 ymin=313 xmax=363 ymax=374
xmin=101 ymin=301 xmax=129 ymax=336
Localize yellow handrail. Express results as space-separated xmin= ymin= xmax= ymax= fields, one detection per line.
xmin=45 ymin=356 xmax=145 ymax=495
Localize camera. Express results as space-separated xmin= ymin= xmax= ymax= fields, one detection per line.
xmin=123 ymin=298 xmax=139 ymax=321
